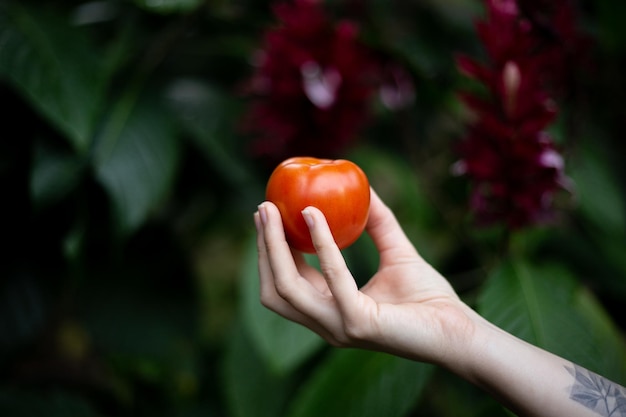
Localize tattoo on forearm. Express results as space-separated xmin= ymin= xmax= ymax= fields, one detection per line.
xmin=565 ymin=364 xmax=626 ymax=416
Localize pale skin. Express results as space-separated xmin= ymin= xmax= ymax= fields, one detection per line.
xmin=254 ymin=188 xmax=626 ymax=417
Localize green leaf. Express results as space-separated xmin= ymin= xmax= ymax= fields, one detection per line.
xmin=240 ymin=237 xmax=324 ymax=375
xmin=287 ymin=349 xmax=433 ymax=417
xmin=425 ymin=370 xmax=511 ymax=417
xmin=133 ymin=0 xmax=203 ymax=14
xmin=30 ymin=142 xmax=85 ymax=209
xmin=81 ymin=283 xmax=194 ymax=361
xmin=478 ymin=260 xmax=626 ymax=383
xmin=0 ymin=4 xmax=107 ymax=153
xmin=570 ymin=147 xmax=626 ymax=236
xmin=80 ymin=280 xmax=199 ymax=401
xmin=567 ymin=145 xmax=626 ymax=286
xmin=348 ymin=146 xmax=445 ymax=263
xmin=165 ymin=79 xmax=252 ymax=186
xmin=0 ymin=274 xmax=46 ymax=360
xmin=0 ymin=388 xmax=100 ymax=417
xmin=595 ymin=0 xmax=626 ymax=54
xmin=574 ymin=286 xmax=626 ymax=382
xmin=222 ymin=322 xmax=296 ymax=417
xmin=94 ymin=93 xmax=181 ymax=235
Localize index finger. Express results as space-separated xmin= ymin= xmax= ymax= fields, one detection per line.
xmin=259 ymin=202 xmax=332 ymax=317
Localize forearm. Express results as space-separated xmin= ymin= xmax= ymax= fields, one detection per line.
xmin=450 ymin=308 xmax=624 ymax=417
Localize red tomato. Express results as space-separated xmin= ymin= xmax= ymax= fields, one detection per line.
xmin=266 ymin=157 xmax=370 ymax=253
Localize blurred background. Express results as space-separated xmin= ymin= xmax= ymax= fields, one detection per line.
xmin=1 ymin=0 xmax=625 ymax=416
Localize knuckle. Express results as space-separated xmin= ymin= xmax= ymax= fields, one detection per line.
xmin=259 ymin=294 xmax=283 ymax=316
xmin=342 ymin=312 xmax=376 ymax=343
xmin=273 ymin=279 xmax=296 ymax=302
xmin=263 ymin=239 xmax=284 ymax=258
xmin=260 ymin=297 xmax=277 ymax=312
xmin=327 ymin=331 xmax=352 ymax=347
xmin=259 ymin=288 xmax=276 ymax=309
xmin=326 ymin=337 xmax=344 ymax=348
xmin=312 ymin=237 xmax=337 ymax=256
xmin=318 ymin=259 xmax=349 ymax=280
xmin=343 ymin=321 xmax=367 ymax=342
xmin=324 ymin=319 xmax=370 ymax=347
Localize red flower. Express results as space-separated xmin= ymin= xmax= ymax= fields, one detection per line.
xmin=516 ymin=0 xmax=590 ymax=98
xmin=455 ymin=0 xmax=574 ymax=228
xmin=242 ymin=0 xmax=378 ymax=164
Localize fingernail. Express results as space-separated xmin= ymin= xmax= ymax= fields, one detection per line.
xmin=253 ymin=211 xmax=261 ymax=231
xmin=302 ymin=208 xmax=314 ymax=229
xmin=258 ymin=204 xmax=268 ymax=225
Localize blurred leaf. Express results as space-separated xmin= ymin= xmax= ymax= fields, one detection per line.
xmin=94 ymin=93 xmax=181 ymax=235
xmin=567 ymin=145 xmax=626 ymax=289
xmin=575 ymin=285 xmax=626 ymax=381
xmin=0 ymin=4 xmax=107 ymax=153
xmin=223 ymin=322 xmax=296 ymax=417
xmin=287 ymin=349 xmax=433 ymax=417
xmin=165 ymin=79 xmax=252 ymax=186
xmin=0 ymin=273 xmax=46 ymax=359
xmin=570 ymin=146 xmax=626 ymax=236
xmin=595 ymin=0 xmax=626 ymax=54
xmin=80 ymin=281 xmax=198 ymax=397
xmin=133 ymin=0 xmax=202 ymax=14
xmin=424 ymin=369 xmax=510 ymax=417
xmin=343 ymin=230 xmax=380 ymax=288
xmin=478 ymin=259 xmax=626 ymax=383
xmin=421 ymin=0 xmax=482 ymax=29
xmin=192 ymin=233 xmax=243 ymax=344
xmin=0 ymin=388 xmax=100 ymax=417
xmin=30 ymin=142 xmax=85 ymax=209
xmin=83 ymin=286 xmax=192 ymax=360
xmin=240 ymin=237 xmax=324 ymax=375
xmin=348 ymin=146 xmax=446 ymax=263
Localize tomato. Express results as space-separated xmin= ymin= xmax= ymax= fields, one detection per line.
xmin=266 ymin=157 xmax=370 ymax=253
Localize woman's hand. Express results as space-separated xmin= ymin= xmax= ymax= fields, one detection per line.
xmin=254 ymin=188 xmax=478 ymax=366
xmin=255 ymin=187 xmax=626 ymax=417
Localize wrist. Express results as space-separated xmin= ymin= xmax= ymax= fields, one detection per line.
xmin=434 ymin=302 xmax=496 ymax=378
xmin=401 ymin=299 xmax=494 ymax=375
xmin=444 ymin=305 xmax=579 ymax=417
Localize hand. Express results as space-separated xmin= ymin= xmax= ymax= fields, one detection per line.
xmin=255 ymin=188 xmax=478 ymax=366
xmin=256 ymin=188 xmax=626 ymax=417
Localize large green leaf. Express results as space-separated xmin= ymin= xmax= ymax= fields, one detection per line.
xmin=425 ymin=370 xmax=511 ymax=417
xmin=240 ymin=237 xmax=324 ymax=375
xmin=570 ymin=145 xmax=626 ymax=237
xmin=165 ymin=79 xmax=252 ymax=186
xmin=287 ymin=349 xmax=433 ymax=417
xmin=568 ymin=145 xmax=626 ymax=287
xmin=94 ymin=94 xmax=181 ymax=235
xmin=0 ymin=4 xmax=106 ymax=153
xmin=478 ymin=260 xmax=626 ymax=383
xmin=222 ymin=322 xmax=296 ymax=417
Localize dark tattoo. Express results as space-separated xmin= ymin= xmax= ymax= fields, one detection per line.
xmin=565 ymin=364 xmax=626 ymax=416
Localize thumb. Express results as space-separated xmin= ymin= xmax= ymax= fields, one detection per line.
xmin=366 ymin=188 xmax=418 ymax=263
